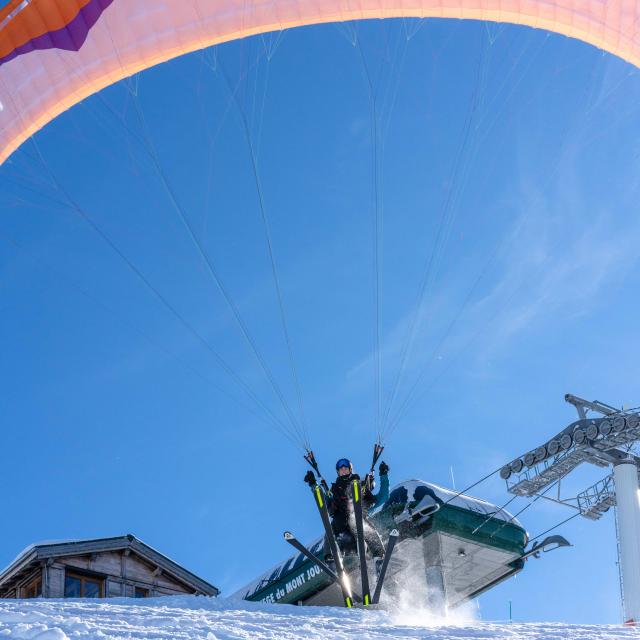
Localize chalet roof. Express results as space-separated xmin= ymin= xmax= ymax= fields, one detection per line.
xmin=0 ymin=535 xmax=219 ymax=597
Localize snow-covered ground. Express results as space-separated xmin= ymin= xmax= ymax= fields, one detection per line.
xmin=0 ymin=597 xmax=637 ymax=640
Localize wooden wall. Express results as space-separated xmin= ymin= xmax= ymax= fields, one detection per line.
xmin=10 ymin=549 xmax=198 ymax=598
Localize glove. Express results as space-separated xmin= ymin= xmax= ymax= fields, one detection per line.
xmin=379 ymin=461 xmax=389 ymax=475
xmin=304 ymin=470 xmax=316 ymax=487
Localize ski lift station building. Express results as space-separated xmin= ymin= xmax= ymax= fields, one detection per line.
xmin=0 ymin=535 xmax=219 ymax=600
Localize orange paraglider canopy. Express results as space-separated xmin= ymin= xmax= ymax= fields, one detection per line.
xmin=0 ymin=0 xmax=638 ymax=164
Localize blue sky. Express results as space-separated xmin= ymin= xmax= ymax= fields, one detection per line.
xmin=1 ymin=16 xmax=640 ymax=624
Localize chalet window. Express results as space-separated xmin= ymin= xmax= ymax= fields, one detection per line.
xmin=64 ymin=572 xmax=104 ymax=598
xmin=134 ymin=587 xmax=150 ymax=598
xmin=23 ymin=575 xmax=42 ymax=599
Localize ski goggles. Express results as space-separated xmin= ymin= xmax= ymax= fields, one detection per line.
xmin=336 ymin=458 xmax=351 ymax=470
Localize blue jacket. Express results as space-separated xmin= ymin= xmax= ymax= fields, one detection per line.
xmin=371 ymin=472 xmax=390 ymax=510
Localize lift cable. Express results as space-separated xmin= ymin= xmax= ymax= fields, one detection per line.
xmin=471 ymin=494 xmax=520 ymax=535
xmin=441 ymin=465 xmax=503 ymax=507
xmin=528 ymin=512 xmax=581 ymax=545
xmin=490 ymin=479 xmax=562 ymax=539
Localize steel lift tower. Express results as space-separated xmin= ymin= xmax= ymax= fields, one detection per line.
xmin=499 ymin=394 xmax=640 ymax=625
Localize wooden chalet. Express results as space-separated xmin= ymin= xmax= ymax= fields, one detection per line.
xmin=0 ymin=534 xmax=219 ymax=599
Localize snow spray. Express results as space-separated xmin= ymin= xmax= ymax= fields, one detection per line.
xmin=379 ymin=539 xmax=478 ymax=627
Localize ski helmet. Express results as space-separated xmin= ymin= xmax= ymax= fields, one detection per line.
xmin=336 ymin=458 xmax=352 ymax=472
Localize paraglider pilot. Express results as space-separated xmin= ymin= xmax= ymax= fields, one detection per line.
xmin=304 ymin=458 xmax=390 ymax=574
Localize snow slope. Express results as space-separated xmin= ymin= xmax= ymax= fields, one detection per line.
xmin=0 ymin=597 xmax=636 ymax=639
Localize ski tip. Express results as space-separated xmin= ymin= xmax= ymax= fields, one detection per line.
xmin=284 ymin=531 xmax=295 ymax=540
xmin=390 ymin=529 xmax=399 ymax=537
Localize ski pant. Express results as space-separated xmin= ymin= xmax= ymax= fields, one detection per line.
xmin=324 ymin=513 xmax=385 ymax=560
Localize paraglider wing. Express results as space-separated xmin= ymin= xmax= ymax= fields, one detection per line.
xmin=1 ymin=0 xmax=640 ymax=165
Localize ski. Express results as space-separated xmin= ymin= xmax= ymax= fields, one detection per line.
xmin=284 ymin=532 xmax=341 ymax=584
xmin=351 ymin=477 xmax=371 ymax=606
xmin=371 ymin=529 xmax=399 ymax=605
xmin=311 ymin=482 xmax=356 ymax=608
